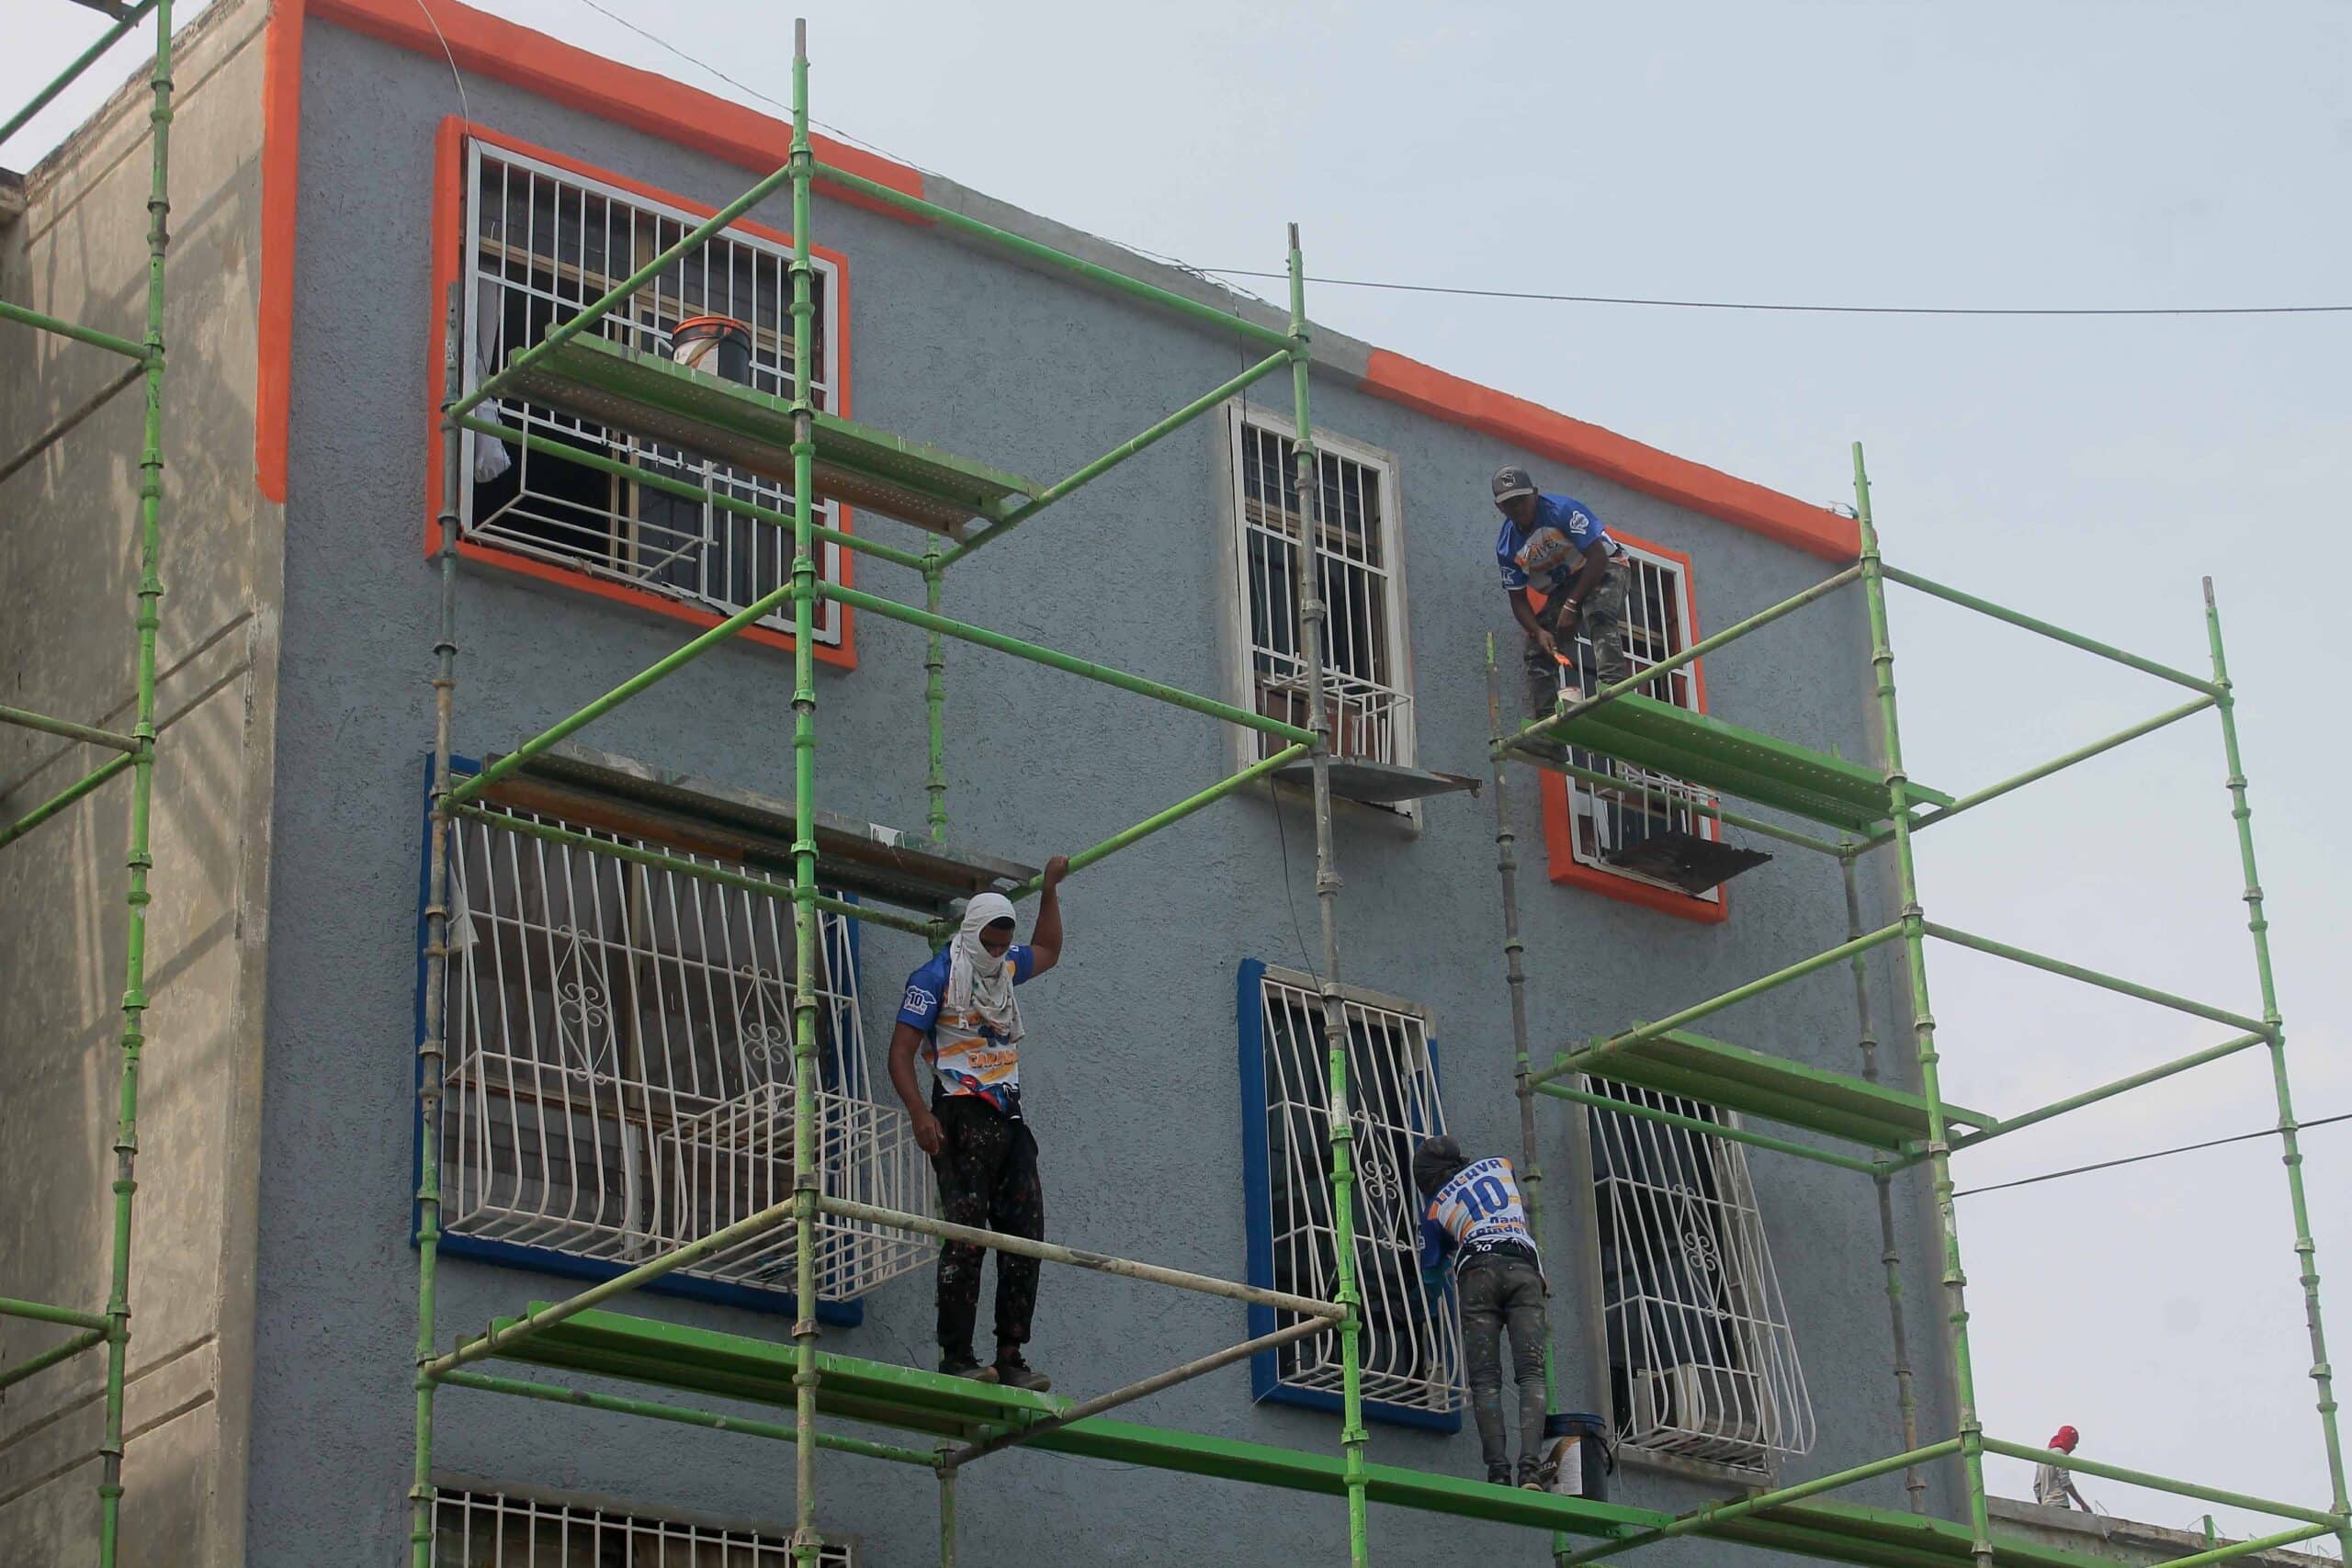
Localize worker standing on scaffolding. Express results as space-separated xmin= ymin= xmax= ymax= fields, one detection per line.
xmin=2034 ymin=1426 xmax=2095 ymax=1511
xmin=1492 ymin=465 xmax=1634 ymax=741
xmin=1416 ymin=1134 xmax=1551 ymax=1489
xmin=888 ymin=856 xmax=1070 ymax=1392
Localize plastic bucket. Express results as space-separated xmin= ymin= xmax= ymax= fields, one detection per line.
xmin=672 ymin=314 xmax=752 ymax=385
xmin=1543 ymin=1412 xmax=1610 ymax=1501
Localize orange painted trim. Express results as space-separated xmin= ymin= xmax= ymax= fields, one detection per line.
xmin=254 ymin=0 xmax=306 ymax=503
xmin=425 ymin=116 xmax=856 ymax=669
xmin=1363 ymin=350 xmax=1858 ymax=564
xmin=307 ymin=0 xmax=925 ymax=220
xmin=1536 ymin=523 xmax=1728 ymax=925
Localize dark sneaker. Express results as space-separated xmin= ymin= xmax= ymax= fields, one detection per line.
xmin=1518 ymin=1457 xmax=1546 ymax=1492
xmin=1487 ymin=1462 xmax=1513 ymax=1487
xmin=939 ymin=1352 xmax=990 ymax=1382
xmin=992 ymin=1354 xmax=1051 ymax=1393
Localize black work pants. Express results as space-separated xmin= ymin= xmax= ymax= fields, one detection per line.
xmin=931 ymin=1096 xmax=1044 ymax=1356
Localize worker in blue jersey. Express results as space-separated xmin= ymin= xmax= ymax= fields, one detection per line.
xmin=1417 ymin=1134 xmax=1551 ymax=1488
xmin=1492 ymin=465 xmax=1634 ymax=738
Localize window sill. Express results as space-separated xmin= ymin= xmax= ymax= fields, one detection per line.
xmin=1615 ymin=1443 xmax=1774 ymax=1489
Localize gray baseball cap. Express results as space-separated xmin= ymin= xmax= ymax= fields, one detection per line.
xmin=1491 ymin=465 xmax=1537 ymax=503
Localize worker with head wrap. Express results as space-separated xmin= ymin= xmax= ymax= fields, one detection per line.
xmin=888 ymin=854 xmax=1069 ymax=1392
xmin=2034 ymin=1426 xmax=2093 ymax=1511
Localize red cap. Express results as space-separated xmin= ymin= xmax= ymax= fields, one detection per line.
xmin=2051 ymin=1426 xmax=2080 ymax=1452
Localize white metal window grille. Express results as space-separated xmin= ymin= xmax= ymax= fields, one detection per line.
xmin=1255 ymin=968 xmax=1461 ymax=1416
xmin=1555 ymin=543 xmax=1720 ymax=899
xmin=460 ymin=141 xmax=844 ymax=646
xmin=439 ymin=802 xmax=931 ymax=1303
xmin=432 ymin=1483 xmax=854 ymax=1565
xmin=1230 ymin=413 xmax=1416 ymax=773
xmin=1586 ymin=1079 xmax=1815 ymax=1468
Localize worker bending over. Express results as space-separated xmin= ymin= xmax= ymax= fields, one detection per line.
xmin=2034 ymin=1425 xmax=2093 ymax=1511
xmin=1417 ymin=1134 xmax=1551 ymax=1488
xmin=889 ymin=857 xmax=1069 ymax=1391
xmin=1492 ymin=464 xmax=1634 ymax=736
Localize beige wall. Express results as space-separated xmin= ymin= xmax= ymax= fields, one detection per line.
xmin=0 ymin=1 xmax=280 ymax=1562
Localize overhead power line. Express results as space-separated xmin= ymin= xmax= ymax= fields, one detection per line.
xmin=1955 ymin=1111 xmax=2352 ymax=1198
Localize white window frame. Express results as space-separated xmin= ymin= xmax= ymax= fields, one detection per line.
xmin=1218 ymin=405 xmax=1419 ymax=804
xmin=1555 ymin=539 xmax=1723 ymax=902
xmin=1250 ymin=964 xmax=1463 ymax=1419
xmin=431 ymin=1479 xmax=856 ymax=1565
xmin=1582 ymin=1078 xmax=1816 ymax=1472
xmin=436 ymin=795 xmax=932 ymax=1305
xmin=458 ymin=137 xmax=846 ymax=646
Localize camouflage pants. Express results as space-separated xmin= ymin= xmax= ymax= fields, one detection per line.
xmin=1459 ymin=1257 xmax=1550 ymax=1471
xmin=1522 ymin=556 xmax=1634 ymax=725
xmin=931 ymin=1096 xmax=1043 ymax=1355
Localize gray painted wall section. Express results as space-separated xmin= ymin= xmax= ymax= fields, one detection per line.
xmin=252 ymin=19 xmax=1955 ymax=1564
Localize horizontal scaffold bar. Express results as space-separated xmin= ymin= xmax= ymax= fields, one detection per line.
xmin=815 ymin=581 xmax=1317 ymax=745
xmin=811 ymin=160 xmax=1296 ymax=355
xmin=1537 ymin=1080 xmax=1886 ymax=1175
xmin=1978 ymin=1438 xmax=2346 ymax=1529
xmin=0 ymin=1327 xmax=107 ymax=1391
xmin=438 ymin=1370 xmax=941 ymax=1467
xmin=0 ymin=1297 xmax=111 ymax=1331
xmin=0 ymin=299 xmax=152 ymax=362
xmin=446 ymin=803 xmax=944 ymax=938
xmin=1012 ymin=743 xmax=1310 ymax=898
xmin=944 ymin=348 xmax=1295 ymax=563
xmin=1522 ymin=751 xmax=1849 ymax=858
xmin=1881 ymin=565 xmax=2222 ymax=696
xmin=1532 ymin=922 xmax=1906 ymax=1087
xmin=1 ymin=0 xmax=159 ymax=145
xmin=1924 ymin=924 xmax=2270 ymax=1036
xmin=1951 ymin=1032 xmax=2269 ymax=1152
xmin=456 ymin=413 xmax=931 ymax=572
xmin=0 ymin=704 xmax=141 ymax=754
xmin=2144 ymin=1523 xmax=2336 ymax=1568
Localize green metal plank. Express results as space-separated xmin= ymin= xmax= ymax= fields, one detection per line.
xmin=1734 ymin=1498 xmax=2132 ymax=1568
xmin=1584 ymin=1030 xmax=1999 ymax=1151
xmin=1551 ymin=694 xmax=1952 ymax=830
xmin=504 ymin=336 xmax=1039 ymax=537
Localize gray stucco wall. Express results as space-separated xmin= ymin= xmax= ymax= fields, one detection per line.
xmin=252 ymin=18 xmax=1955 ymax=1564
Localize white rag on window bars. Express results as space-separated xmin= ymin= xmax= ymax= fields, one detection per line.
xmin=946 ymin=893 xmax=1023 ymax=1042
xmin=469 ymin=276 xmax=513 ymax=482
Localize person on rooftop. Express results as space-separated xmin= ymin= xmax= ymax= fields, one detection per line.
xmin=1416 ymin=1134 xmax=1552 ymax=1489
xmin=888 ymin=857 xmax=1069 ymax=1392
xmin=1492 ymin=465 xmax=1634 ymax=743
xmin=2034 ymin=1425 xmax=2094 ymax=1511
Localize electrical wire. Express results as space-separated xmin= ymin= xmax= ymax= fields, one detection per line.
xmin=1954 ymin=1111 xmax=2352 ymax=1198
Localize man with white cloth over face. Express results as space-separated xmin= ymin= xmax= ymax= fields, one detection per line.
xmin=888 ymin=855 xmax=1069 ymax=1390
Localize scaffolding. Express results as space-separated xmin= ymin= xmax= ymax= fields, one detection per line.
xmin=0 ymin=4 xmax=176 ymax=1565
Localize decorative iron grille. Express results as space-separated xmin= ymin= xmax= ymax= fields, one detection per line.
xmin=432 ymin=1483 xmax=854 ymax=1565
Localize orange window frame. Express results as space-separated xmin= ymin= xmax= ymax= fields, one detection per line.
xmin=1535 ymin=527 xmax=1727 ymax=925
xmin=424 ymin=115 xmax=858 ymax=668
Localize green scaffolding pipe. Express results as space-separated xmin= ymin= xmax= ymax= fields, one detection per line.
xmin=1559 ymin=1438 xmax=1964 ymax=1568
xmin=454 ymin=413 xmax=931 ymax=572
xmin=813 ymin=160 xmax=1295 ymax=356
xmin=1856 ymin=443 xmax=1997 ymax=1568
xmin=0 ymin=704 xmax=141 ymax=753
xmin=1858 ymin=694 xmax=2217 ymax=851
xmin=0 ymin=1297 xmax=112 ymax=1331
xmin=1007 ymin=743 xmax=1308 ymax=899
xmin=944 ymin=348 xmax=1294 ymax=563
xmin=1538 ymin=1080 xmax=1884 ymax=1175
xmin=0 ymin=0 xmax=160 ymax=145
xmin=1951 ymin=1031 xmax=2269 ymax=1152
xmin=447 ymin=804 xmax=944 ymax=939
xmin=937 ymin=1448 xmax=957 ymax=1568
xmin=0 ymin=1327 xmax=107 ymax=1392
xmin=2206 ymin=577 xmax=2352 ymax=1555
xmin=436 ymin=1371 xmax=942 ymax=1467
xmin=1881 ymin=564 xmax=2221 ymax=696
xmin=818 ymin=581 xmax=1317 ymax=745
xmin=1525 ymin=750 xmax=1849 ymax=858
xmin=923 ymin=547 xmax=947 ymax=841
xmin=1978 ymin=1438 xmax=2344 ymax=1529
xmin=0 ymin=753 xmax=133 ymax=850
xmin=2146 ymin=1523 xmax=2338 ymax=1568
xmin=1922 ymin=923 xmax=2269 ymax=1036
xmin=1531 ymin=921 xmax=1905 ymax=1087
xmin=0 ymin=299 xmax=153 ymax=363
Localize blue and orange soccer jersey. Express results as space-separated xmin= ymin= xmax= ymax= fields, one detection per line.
xmin=1419 ymin=1156 xmax=1541 ymax=1273
xmin=897 ymin=943 xmax=1037 ymax=1115
xmin=1495 ymin=492 xmax=1622 ymax=600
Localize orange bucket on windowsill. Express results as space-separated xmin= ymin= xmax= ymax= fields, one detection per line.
xmin=672 ymin=314 xmax=752 ymax=386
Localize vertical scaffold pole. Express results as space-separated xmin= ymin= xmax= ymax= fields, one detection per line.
xmin=936 ymin=1444 xmax=957 ymax=1568
xmin=787 ymin=23 xmax=826 ymax=1568
xmin=924 ymin=538 xmax=948 ymax=840
xmin=2203 ymin=579 xmax=2352 ymax=1562
xmin=1854 ymin=443 xmax=1993 ymax=1568
xmin=1841 ymin=850 xmax=1927 ymax=1513
xmin=1486 ymin=638 xmax=1568 ymax=1565
xmin=1287 ymin=223 xmax=1369 ymax=1568
xmin=97 ymin=7 xmax=172 ymax=1560
xmin=409 ymin=282 xmax=468 ymax=1568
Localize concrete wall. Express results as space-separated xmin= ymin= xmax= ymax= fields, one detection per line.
xmin=0 ymin=1 xmax=282 ymax=1563
xmin=1986 ymin=1499 xmax=2334 ymax=1568
xmin=248 ymin=16 xmax=1956 ymax=1564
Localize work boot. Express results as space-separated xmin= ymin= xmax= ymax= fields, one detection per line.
xmin=1518 ymin=1456 xmax=1546 ymax=1492
xmin=939 ymin=1350 xmax=989 ymax=1382
xmin=1487 ymin=1462 xmax=1513 ymax=1487
xmin=992 ymin=1353 xmax=1051 ymax=1393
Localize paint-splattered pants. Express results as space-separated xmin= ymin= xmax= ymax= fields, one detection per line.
xmin=1522 ymin=556 xmax=1634 ymax=725
xmin=932 ymin=1096 xmax=1044 ymax=1356
xmin=1459 ymin=1257 xmax=1550 ymax=1472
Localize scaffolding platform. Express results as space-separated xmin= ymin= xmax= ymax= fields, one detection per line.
xmin=1272 ymin=753 xmax=1482 ymax=807
xmin=505 ymin=336 xmax=1040 ymax=538
xmin=1571 ymin=1030 xmax=1998 ymax=1151
xmin=1538 ymin=694 xmax=1952 ymax=831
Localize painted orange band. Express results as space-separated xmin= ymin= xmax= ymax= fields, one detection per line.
xmin=1362 ymin=349 xmax=1857 ymax=563
xmin=254 ymin=0 xmax=306 ymax=503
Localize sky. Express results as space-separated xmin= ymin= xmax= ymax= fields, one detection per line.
xmin=9 ymin=0 xmax=2351 ymax=1549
